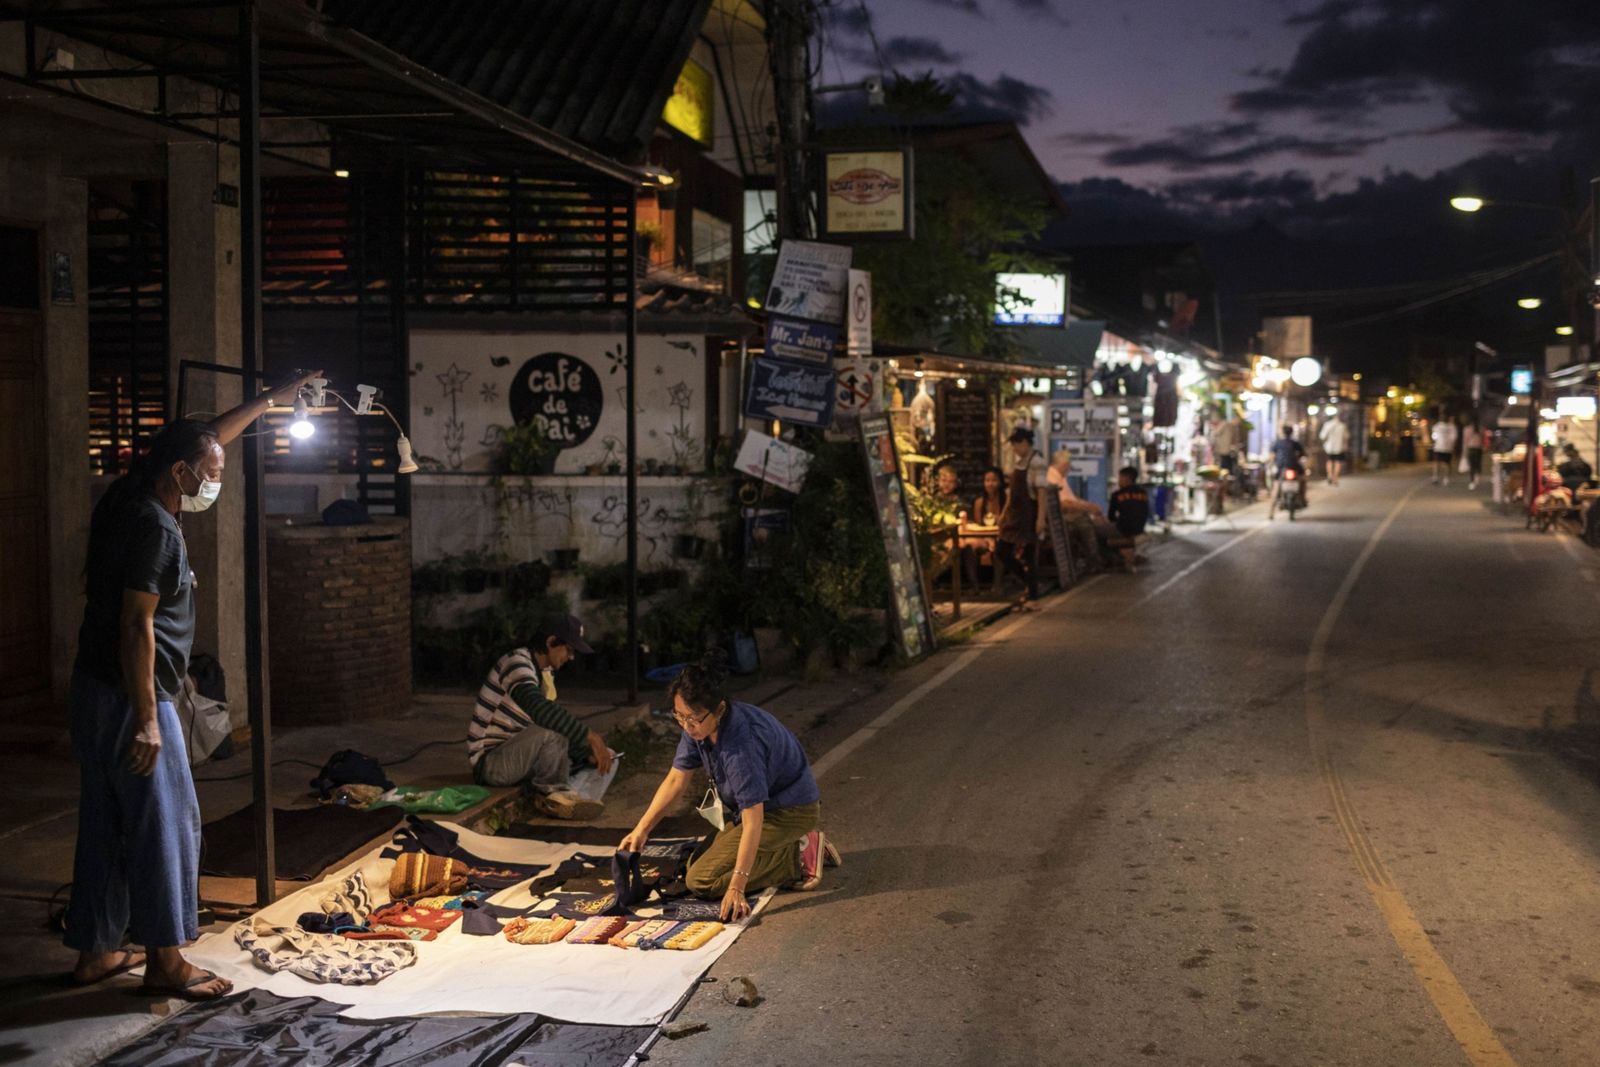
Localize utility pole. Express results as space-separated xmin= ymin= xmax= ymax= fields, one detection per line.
xmin=768 ymin=0 xmax=814 ymax=241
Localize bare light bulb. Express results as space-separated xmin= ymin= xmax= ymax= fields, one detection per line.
xmin=396 ymin=433 xmax=419 ymax=474
xmin=289 ymin=394 xmax=315 ymax=439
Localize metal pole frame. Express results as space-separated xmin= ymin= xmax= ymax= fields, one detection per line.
xmin=238 ymin=0 xmax=276 ymax=908
xmin=625 ymin=189 xmax=639 ymax=704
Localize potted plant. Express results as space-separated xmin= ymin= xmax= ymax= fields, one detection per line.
xmin=500 ymin=419 xmax=557 ymax=476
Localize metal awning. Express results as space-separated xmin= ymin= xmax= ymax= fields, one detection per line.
xmin=0 ymin=0 xmax=650 ymax=183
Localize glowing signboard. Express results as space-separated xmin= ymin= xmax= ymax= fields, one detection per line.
xmin=995 ymin=273 xmax=1067 ymax=326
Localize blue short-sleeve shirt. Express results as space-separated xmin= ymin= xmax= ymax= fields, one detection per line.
xmin=672 ymin=702 xmax=819 ymax=823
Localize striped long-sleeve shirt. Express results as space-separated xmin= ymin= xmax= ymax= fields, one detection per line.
xmin=467 ymin=648 xmax=591 ymax=768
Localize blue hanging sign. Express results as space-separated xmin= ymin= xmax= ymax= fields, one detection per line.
xmin=743 ymin=356 xmax=836 ymax=428
xmin=764 ymin=314 xmax=841 ymax=366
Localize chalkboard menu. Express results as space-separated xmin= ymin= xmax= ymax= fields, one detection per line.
xmin=937 ymin=385 xmax=995 ymax=497
xmin=858 ymin=413 xmax=936 ymax=659
xmin=1043 ymin=491 xmax=1076 ymax=588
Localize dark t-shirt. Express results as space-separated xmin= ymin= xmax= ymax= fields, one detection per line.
xmin=1107 ymin=486 xmax=1150 ymax=537
xmin=1272 ymin=438 xmax=1305 ymax=472
xmin=76 ymin=488 xmax=195 ymax=701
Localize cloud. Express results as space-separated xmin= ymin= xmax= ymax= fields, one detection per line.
xmin=819 ymin=5 xmax=873 ymax=35
xmin=1237 ymin=0 xmax=1600 ymax=136
xmin=946 ymin=72 xmax=1054 ymax=125
xmin=1055 ymin=130 xmax=1133 ymax=148
xmin=1006 ymin=0 xmax=1071 ymax=25
xmin=910 ymin=0 xmax=983 ymax=13
xmin=1099 ymin=121 xmax=1384 ymax=171
xmin=878 ymin=35 xmax=965 ymax=66
xmin=1164 ymin=171 xmax=1319 ymax=208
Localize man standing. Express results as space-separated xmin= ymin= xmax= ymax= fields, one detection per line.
xmin=1319 ymin=414 xmax=1350 ymax=487
xmin=1431 ymin=416 xmax=1459 ymax=486
xmin=469 ymin=614 xmax=614 ymax=819
xmin=996 ymin=426 xmax=1050 ymax=601
xmin=66 ymin=371 xmax=320 ymax=1000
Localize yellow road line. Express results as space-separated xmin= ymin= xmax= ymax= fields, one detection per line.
xmin=1306 ymin=483 xmax=1518 ymax=1067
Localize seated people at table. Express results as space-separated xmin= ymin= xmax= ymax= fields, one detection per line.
xmin=468 ymin=614 xmax=613 ymax=819
xmin=1046 ymin=449 xmax=1111 ymax=569
xmin=1557 ymin=444 xmax=1593 ymax=492
xmin=1106 ymin=466 xmax=1151 ymax=570
xmin=930 ymin=461 xmax=962 ymax=513
xmin=960 ymin=466 xmax=1007 ymax=586
xmin=621 ymin=655 xmax=837 ymax=921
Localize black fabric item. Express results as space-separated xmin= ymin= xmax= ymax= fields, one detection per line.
xmin=661 ymin=897 xmax=747 ymax=921
xmin=298 ymin=910 xmax=362 ymax=934
xmin=525 ymin=852 xmax=611 ymax=897
xmin=201 ymin=805 xmax=404 ymax=880
xmin=97 ymin=988 xmax=652 ymax=1066
xmin=500 ymin=814 xmax=707 ymax=844
xmin=76 ymin=490 xmax=195 ymax=701
xmin=459 ymin=898 xmax=548 ymax=936
xmin=310 ymin=749 xmax=395 ymax=798
xmin=321 ymin=498 xmax=372 ymax=525
xmin=188 ymin=652 xmax=227 ymax=702
xmin=382 ymin=815 xmax=552 ymax=890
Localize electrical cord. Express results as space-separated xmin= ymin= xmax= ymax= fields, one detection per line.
xmin=191 ymin=737 xmax=462 ymax=783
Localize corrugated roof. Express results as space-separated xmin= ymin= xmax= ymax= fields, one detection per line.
xmin=320 ymin=0 xmax=713 ymax=162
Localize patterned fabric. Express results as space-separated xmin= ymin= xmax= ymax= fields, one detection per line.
xmin=383 ymin=818 xmax=550 ymax=891
xmin=321 ymin=870 xmax=377 ymax=920
xmin=661 ymin=898 xmax=744 ymax=922
xmin=345 ymin=902 xmax=463 ymax=942
xmin=412 ymin=889 xmax=492 ymax=910
xmin=566 ymin=916 xmax=629 ymax=945
xmin=235 ymin=917 xmax=416 ymax=985
xmin=390 ymin=852 xmax=469 ymax=901
xmin=609 ymin=919 xmax=685 ymax=950
xmin=502 ymin=916 xmax=576 ymax=945
xmin=664 ymin=921 xmax=724 ymax=951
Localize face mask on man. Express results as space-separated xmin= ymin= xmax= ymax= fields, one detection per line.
xmin=180 ymin=463 xmax=223 ymax=513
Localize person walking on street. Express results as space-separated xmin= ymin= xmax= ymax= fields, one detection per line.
xmin=1319 ymin=415 xmax=1350 ymax=486
xmin=66 ymin=370 xmax=320 ymax=1000
xmin=1431 ymin=415 xmax=1459 ymax=486
xmin=1462 ymin=421 xmax=1485 ymax=490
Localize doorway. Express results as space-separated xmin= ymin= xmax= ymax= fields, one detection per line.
xmin=0 ymin=225 xmax=49 ymax=698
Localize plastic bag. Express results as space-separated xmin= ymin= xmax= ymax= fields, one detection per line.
xmin=566 ymin=751 xmax=622 ymax=802
xmin=177 ymin=677 xmax=231 ymax=766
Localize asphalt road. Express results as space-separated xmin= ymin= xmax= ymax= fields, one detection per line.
xmin=651 ymin=468 xmax=1600 ymax=1067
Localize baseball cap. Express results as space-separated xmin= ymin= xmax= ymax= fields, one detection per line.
xmin=542 ymin=613 xmax=594 ymax=655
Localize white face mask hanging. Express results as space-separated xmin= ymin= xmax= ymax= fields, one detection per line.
xmin=696 ymin=786 xmax=726 ymax=832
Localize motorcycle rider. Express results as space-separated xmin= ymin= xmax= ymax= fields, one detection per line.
xmin=1273 ymin=424 xmax=1308 ymax=510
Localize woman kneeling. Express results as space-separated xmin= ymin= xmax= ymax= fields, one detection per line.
xmin=621 ymin=657 xmax=838 ymax=920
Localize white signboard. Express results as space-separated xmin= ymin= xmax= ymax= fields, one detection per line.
xmin=995 ymin=272 xmax=1067 ymax=326
xmin=847 ymin=268 xmax=872 ymax=356
xmin=1048 ymin=403 xmax=1117 ymax=439
xmin=1262 ymin=315 xmax=1313 ymax=359
xmin=766 ymin=239 xmax=852 ymax=325
xmin=734 ymin=429 xmax=813 ymax=494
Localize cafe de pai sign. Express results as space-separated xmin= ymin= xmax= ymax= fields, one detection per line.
xmin=820 ymin=148 xmax=913 ymax=240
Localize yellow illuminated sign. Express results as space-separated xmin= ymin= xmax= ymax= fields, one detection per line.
xmin=663 ymin=58 xmax=714 ymax=145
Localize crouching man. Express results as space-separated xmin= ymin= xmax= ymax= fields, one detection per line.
xmin=468 ymin=613 xmax=613 ymax=819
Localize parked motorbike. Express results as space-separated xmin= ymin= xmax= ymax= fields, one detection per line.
xmin=1270 ymin=467 xmax=1305 ymax=521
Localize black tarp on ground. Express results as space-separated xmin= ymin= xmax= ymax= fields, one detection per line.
xmin=99 ymin=990 xmax=654 ymax=1067
xmin=200 ymin=805 xmax=405 ymax=880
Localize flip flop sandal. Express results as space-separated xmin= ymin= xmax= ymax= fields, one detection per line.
xmin=137 ymin=969 xmax=233 ymax=1002
xmin=70 ymin=947 xmax=145 ymax=987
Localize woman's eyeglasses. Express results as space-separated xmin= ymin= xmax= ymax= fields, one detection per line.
xmin=674 ymin=703 xmax=718 ymax=728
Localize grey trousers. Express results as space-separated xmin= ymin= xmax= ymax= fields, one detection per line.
xmin=473 ymin=724 xmax=572 ymax=792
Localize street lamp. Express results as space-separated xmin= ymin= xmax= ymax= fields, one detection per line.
xmin=1449 ymin=196 xmax=1484 ymax=213
xmin=1516 ymin=297 xmax=1543 ymax=310
xmin=1556 ymin=325 xmax=1575 ymax=336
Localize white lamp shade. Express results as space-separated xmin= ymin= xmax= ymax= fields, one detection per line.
xmin=1290 ymin=357 xmax=1322 ymax=387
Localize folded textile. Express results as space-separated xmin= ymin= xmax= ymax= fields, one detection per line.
xmin=566 ymin=916 xmax=629 ymax=945
xmin=320 ymin=870 xmax=377 ymax=921
xmin=660 ymin=898 xmax=745 ymax=922
xmin=524 ymin=852 xmax=611 ymax=897
xmin=502 ymin=916 xmax=576 ymax=945
xmin=412 ymin=889 xmax=492 ymax=911
xmin=297 ymin=910 xmax=364 ymax=935
xmin=383 ymin=817 xmax=550 ymax=891
xmin=390 ymin=853 xmax=469 ymax=902
xmin=541 ymin=892 xmax=625 ymax=920
xmin=235 ymin=917 xmax=416 ymax=985
xmin=345 ymin=902 xmax=463 ymax=942
xmin=608 ymin=920 xmax=685 ymax=950
xmin=663 ymin=921 xmax=724 ymax=951
xmin=325 ymin=783 xmax=386 ymax=807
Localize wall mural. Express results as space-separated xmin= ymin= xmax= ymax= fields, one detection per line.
xmin=409 ymin=332 xmax=705 ymax=474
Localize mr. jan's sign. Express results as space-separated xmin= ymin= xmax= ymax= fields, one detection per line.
xmin=819 ymin=148 xmax=913 ymax=240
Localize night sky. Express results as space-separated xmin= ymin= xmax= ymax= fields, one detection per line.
xmin=822 ymin=0 xmax=1600 ymax=370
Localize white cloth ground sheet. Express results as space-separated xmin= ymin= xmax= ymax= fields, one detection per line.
xmin=186 ymin=822 xmax=771 ymax=1025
